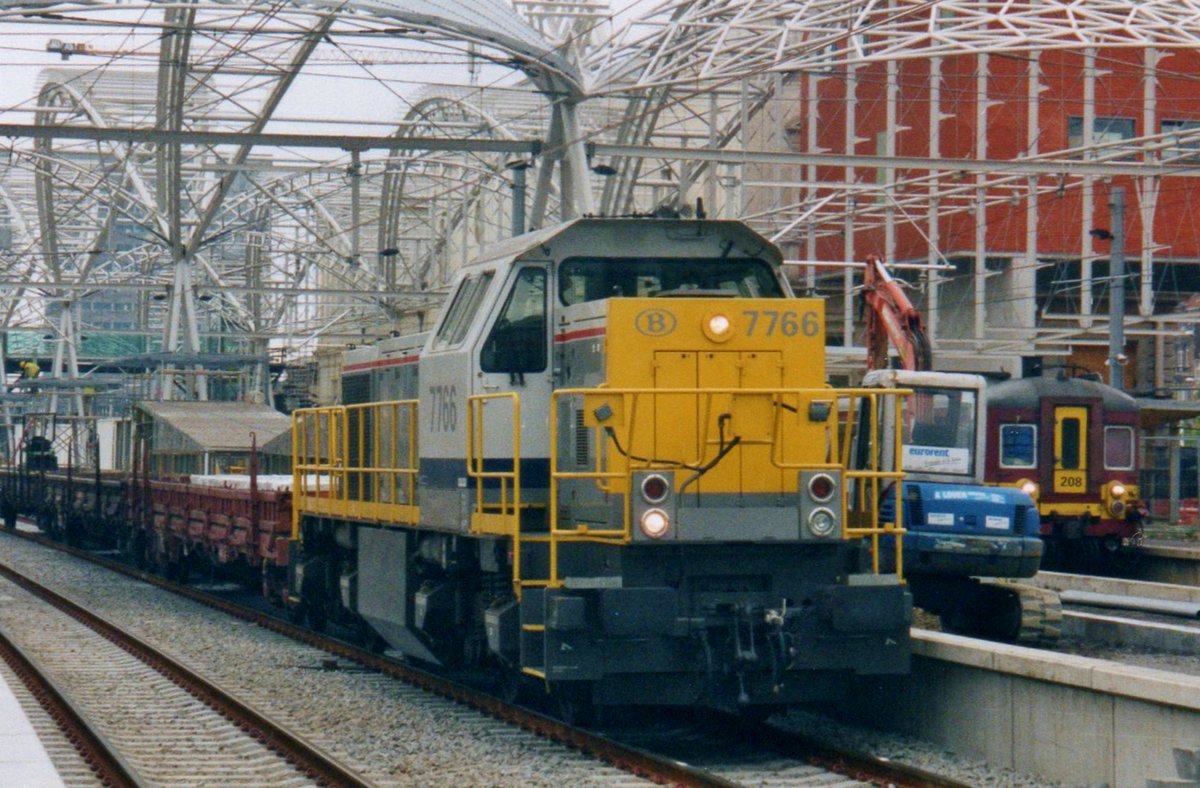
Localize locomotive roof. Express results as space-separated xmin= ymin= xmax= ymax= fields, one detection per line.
xmin=462 ymin=218 xmax=782 ymax=269
xmin=135 ymin=401 xmax=292 ymax=454
xmin=985 ymin=375 xmax=1139 ymax=413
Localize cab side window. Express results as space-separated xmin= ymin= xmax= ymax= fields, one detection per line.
xmin=481 ymin=268 xmax=547 ymax=373
xmin=434 ymin=272 xmax=494 ymax=348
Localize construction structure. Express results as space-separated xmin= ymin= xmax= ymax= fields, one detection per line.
xmin=3 ymin=0 xmax=1200 ymax=506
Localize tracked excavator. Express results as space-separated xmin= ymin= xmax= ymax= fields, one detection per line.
xmin=859 ymin=256 xmax=1061 ymax=646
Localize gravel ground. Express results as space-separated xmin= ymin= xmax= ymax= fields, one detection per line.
xmin=771 ymin=709 xmax=1070 ymax=788
xmin=7 ymin=531 xmax=1182 ymax=787
xmin=0 ymin=533 xmax=643 ymax=788
xmin=1061 ymin=638 xmax=1200 ymax=676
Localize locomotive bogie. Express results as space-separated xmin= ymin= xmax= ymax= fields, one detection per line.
xmin=286 ymin=513 xmax=912 ymax=709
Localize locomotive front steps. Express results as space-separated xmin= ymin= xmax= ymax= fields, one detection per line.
xmin=518 ymin=587 xmax=546 ymax=678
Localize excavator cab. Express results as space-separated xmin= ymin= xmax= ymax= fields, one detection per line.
xmin=863 ymin=367 xmax=1059 ymax=646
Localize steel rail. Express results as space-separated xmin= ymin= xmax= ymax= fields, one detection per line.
xmin=2 ymin=529 xmax=733 ymax=787
xmin=0 ymin=558 xmax=376 ymax=788
xmin=727 ymin=716 xmax=972 ymax=788
xmin=0 ymin=623 xmax=141 ymax=787
xmin=6 ymin=525 xmax=970 ymax=788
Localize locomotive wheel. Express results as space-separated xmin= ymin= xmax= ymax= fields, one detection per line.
xmin=36 ymin=508 xmax=55 ymax=536
xmin=306 ymin=597 xmax=328 ymax=632
xmin=498 ymin=668 xmax=534 ymax=706
xmin=552 ymin=682 xmax=597 ymax=727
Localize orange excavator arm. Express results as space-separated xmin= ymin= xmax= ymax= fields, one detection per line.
xmin=861 ymin=255 xmax=932 ymax=371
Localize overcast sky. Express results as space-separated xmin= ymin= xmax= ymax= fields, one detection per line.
xmin=0 ymin=11 xmax=543 ymax=139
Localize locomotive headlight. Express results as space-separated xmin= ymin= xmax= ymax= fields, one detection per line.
xmin=641 ymin=474 xmax=670 ymax=504
xmin=1110 ymin=482 xmax=1127 ymax=498
xmin=640 ymin=508 xmax=671 ymax=539
xmin=808 ymin=507 xmax=836 ymax=537
xmin=703 ymin=313 xmax=734 ymax=342
xmin=1018 ymin=479 xmax=1039 ymax=500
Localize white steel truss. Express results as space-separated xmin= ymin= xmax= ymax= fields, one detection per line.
xmin=1 ymin=0 xmax=1200 ymax=400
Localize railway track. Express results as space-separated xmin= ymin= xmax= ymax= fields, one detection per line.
xmin=0 ymin=560 xmax=372 ymax=787
xmin=0 ymin=626 xmax=114 ymax=786
xmin=1 ymin=526 xmax=969 ymax=787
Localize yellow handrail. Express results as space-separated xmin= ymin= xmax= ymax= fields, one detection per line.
xmin=543 ymin=386 xmax=908 ymax=588
xmin=292 ymin=386 xmax=908 ymax=597
xmin=291 ymin=401 xmax=419 ymax=533
xmin=466 ymin=392 xmax=525 ymax=595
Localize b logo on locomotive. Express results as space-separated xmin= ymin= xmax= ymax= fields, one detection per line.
xmin=634 ymin=308 xmax=677 ymax=337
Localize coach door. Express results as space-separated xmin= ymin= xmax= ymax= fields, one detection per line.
xmin=1053 ymin=405 xmax=1088 ymax=494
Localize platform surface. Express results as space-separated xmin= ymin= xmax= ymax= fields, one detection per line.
xmin=0 ymin=667 xmax=65 ymax=787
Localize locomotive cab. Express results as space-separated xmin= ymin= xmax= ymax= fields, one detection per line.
xmin=863 ymin=369 xmax=1042 ymax=579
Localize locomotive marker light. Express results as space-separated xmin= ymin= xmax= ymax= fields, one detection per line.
xmin=799 ymin=469 xmax=843 ymax=540
xmin=807 ymin=473 xmax=836 ymax=503
xmin=641 ymin=473 xmax=671 ymax=504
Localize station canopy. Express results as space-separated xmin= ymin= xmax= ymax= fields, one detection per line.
xmin=135 ymin=401 xmax=292 ymax=457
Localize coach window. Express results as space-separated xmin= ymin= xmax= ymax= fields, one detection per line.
xmin=481 ymin=267 xmax=547 ymax=374
xmin=1060 ymin=418 xmax=1082 ymax=470
xmin=999 ymin=424 xmax=1037 ymax=468
xmin=433 ymin=272 xmax=494 ymax=348
xmin=1104 ymin=426 xmax=1135 ymax=470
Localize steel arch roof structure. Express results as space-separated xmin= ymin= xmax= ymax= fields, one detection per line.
xmin=0 ymin=0 xmax=588 ymax=407
xmin=0 ymin=0 xmax=583 ymax=95
xmin=589 ymin=0 xmax=1200 ymax=92
xmin=2 ymin=0 xmax=1200 ymax=414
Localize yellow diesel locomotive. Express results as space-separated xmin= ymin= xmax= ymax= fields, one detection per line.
xmin=290 ymin=217 xmax=911 ymax=717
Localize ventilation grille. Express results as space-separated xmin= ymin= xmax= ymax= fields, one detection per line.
xmin=575 ymin=409 xmax=589 ymax=467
